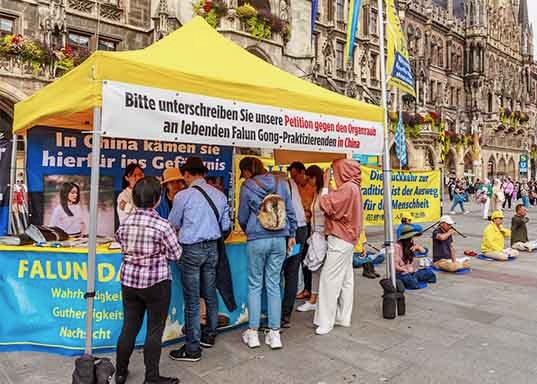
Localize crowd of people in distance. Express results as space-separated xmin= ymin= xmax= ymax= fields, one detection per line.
xmin=447 ymin=176 xmax=537 ymax=219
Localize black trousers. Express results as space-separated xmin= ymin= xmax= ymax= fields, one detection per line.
xmin=301 ymin=225 xmax=312 ymax=293
xmin=116 ymin=279 xmax=171 ymax=381
xmin=282 ymin=225 xmax=308 ymax=319
xmin=503 ymin=194 xmax=512 ymax=209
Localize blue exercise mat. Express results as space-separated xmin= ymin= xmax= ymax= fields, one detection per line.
xmin=430 ymin=266 xmax=471 ymax=274
xmin=405 ymin=281 xmax=428 ymax=290
xmin=477 ymin=254 xmax=517 ymax=262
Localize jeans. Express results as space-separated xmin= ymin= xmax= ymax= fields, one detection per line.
xmin=522 ymin=195 xmax=530 ymax=208
xmin=396 ymin=269 xmax=436 ymax=289
xmin=179 ymin=241 xmax=219 ymax=353
xmin=450 ymin=200 xmax=465 ymax=212
xmin=282 ymin=225 xmax=308 ymax=319
xmin=246 ymin=237 xmax=286 ymax=330
xmin=116 ymin=280 xmax=170 ymax=381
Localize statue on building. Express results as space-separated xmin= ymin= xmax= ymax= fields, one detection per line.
xmin=38 ymin=0 xmax=67 ymax=50
xmin=279 ymin=0 xmax=289 ymax=22
xmin=322 ymin=29 xmax=336 ymax=78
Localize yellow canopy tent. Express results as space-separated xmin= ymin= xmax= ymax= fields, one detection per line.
xmin=13 ymin=16 xmax=383 ymax=134
xmin=11 ymin=17 xmax=386 ymax=354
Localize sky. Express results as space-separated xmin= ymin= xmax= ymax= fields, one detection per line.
xmin=529 ymin=2 xmax=537 ymax=53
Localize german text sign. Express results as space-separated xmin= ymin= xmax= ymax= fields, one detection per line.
xmin=101 ymin=81 xmax=384 ymax=155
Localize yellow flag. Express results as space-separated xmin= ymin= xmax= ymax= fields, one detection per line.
xmin=386 ymin=0 xmax=416 ymax=97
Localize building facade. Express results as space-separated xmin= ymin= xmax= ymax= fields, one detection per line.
xmin=0 ymin=0 xmax=536 ymax=180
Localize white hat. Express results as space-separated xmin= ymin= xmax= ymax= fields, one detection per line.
xmin=439 ymin=215 xmax=455 ymax=225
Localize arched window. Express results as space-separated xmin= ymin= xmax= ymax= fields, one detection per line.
xmin=438 ymin=41 xmax=444 ymax=68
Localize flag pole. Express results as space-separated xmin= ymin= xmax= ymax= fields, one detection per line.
xmin=377 ymin=0 xmax=397 ymax=289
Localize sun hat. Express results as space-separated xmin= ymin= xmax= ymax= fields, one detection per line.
xmin=161 ymin=168 xmax=184 ymax=185
xmin=491 ymin=211 xmax=504 ymax=220
xmin=439 ymin=215 xmax=455 ymax=226
xmin=398 ymin=224 xmax=422 ymax=240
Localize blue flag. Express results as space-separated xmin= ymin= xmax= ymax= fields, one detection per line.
xmin=394 ymin=110 xmax=407 ymax=167
xmin=311 ymin=0 xmax=319 ymax=40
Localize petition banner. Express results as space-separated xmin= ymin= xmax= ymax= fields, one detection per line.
xmin=102 ymin=81 xmax=384 ymax=155
xmin=361 ymin=166 xmax=441 ymax=226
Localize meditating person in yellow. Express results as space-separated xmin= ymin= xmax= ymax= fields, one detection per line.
xmin=481 ymin=211 xmax=520 ymax=261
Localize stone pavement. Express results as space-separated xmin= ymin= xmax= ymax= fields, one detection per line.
xmin=1 ymin=201 xmax=536 ymax=384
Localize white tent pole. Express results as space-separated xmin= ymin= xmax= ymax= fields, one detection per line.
xmin=84 ymin=106 xmax=102 ymax=354
xmin=377 ymin=0 xmax=397 ymax=289
xmin=7 ymin=133 xmax=17 ymax=234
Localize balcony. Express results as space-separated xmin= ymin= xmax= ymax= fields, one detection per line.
xmin=67 ymin=0 xmax=124 ymax=22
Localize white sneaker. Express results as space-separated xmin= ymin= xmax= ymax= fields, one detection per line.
xmin=264 ymin=329 xmax=283 ymax=349
xmin=450 ymin=211 xmax=456 ymax=215
xmin=315 ymin=326 xmax=333 ymax=335
xmin=296 ymin=301 xmax=317 ymax=312
xmin=242 ymin=329 xmax=260 ymax=349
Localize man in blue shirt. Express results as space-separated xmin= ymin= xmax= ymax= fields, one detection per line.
xmin=168 ymin=157 xmax=231 ymax=363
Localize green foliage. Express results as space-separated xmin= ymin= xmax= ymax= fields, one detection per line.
xmin=206 ymin=9 xmax=218 ymax=28
xmin=245 ymin=16 xmax=271 ymax=40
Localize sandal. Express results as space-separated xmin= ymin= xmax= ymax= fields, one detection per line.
xmin=296 ymin=290 xmax=310 ymax=300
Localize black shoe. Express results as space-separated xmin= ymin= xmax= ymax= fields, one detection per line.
xmin=362 ymin=262 xmax=377 ymax=279
xmin=169 ymin=345 xmax=201 ymax=362
xmin=200 ymin=334 xmax=215 ymax=349
xmin=143 ymin=376 xmax=180 ymax=384
xmin=115 ymin=370 xmax=128 ymax=384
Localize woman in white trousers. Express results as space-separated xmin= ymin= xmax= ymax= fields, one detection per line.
xmin=314 ymin=236 xmax=355 ymax=333
xmin=313 ymin=159 xmax=363 ymax=335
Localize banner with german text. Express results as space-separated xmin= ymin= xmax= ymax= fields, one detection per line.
xmin=361 ymin=166 xmax=440 ymax=226
xmin=386 ymin=0 xmax=416 ymax=97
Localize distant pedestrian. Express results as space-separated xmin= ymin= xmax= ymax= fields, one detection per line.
xmin=168 ymin=157 xmax=231 ymax=362
xmin=503 ymin=177 xmax=514 ymax=210
xmin=314 ymin=159 xmax=362 ymax=335
xmin=115 ymin=177 xmax=181 ymax=384
xmin=450 ymin=184 xmax=468 ymax=214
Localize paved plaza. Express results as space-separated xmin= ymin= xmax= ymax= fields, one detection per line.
xmin=1 ymin=202 xmax=536 ymax=384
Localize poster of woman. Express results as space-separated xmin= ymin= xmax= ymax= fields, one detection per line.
xmin=43 ymin=175 xmax=115 ymax=237
xmin=49 ymin=182 xmax=85 ymax=236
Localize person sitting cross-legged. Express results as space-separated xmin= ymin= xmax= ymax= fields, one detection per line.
xmin=481 ymin=211 xmax=519 ymax=261
xmin=395 ymin=225 xmax=436 ymax=289
xmin=432 ymin=215 xmax=471 ymax=272
xmin=511 ymin=204 xmax=537 ymax=252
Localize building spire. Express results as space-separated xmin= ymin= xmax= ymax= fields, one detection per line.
xmin=519 ymin=0 xmax=529 ymax=26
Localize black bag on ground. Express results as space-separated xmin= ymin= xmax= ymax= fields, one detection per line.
xmin=72 ymin=355 xmax=115 ymax=384
xmin=396 ymin=279 xmax=406 ymax=316
xmin=380 ymin=278 xmax=406 ymax=319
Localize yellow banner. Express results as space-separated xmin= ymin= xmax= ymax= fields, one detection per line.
xmin=233 ymin=158 xmax=440 ymax=231
xmin=386 ymin=0 xmax=416 ymax=97
xmin=361 ymin=166 xmax=440 ymax=226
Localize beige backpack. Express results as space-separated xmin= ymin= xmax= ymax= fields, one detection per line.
xmin=249 ymin=175 xmax=287 ymax=231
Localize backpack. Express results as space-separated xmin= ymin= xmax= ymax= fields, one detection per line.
xmin=248 ymin=175 xmax=287 ymax=231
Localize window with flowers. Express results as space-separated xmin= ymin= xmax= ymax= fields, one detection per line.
xmin=0 ymin=16 xmax=14 ymax=38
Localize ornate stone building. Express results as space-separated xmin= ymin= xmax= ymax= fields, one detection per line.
xmin=1 ymin=0 xmax=536 ymax=181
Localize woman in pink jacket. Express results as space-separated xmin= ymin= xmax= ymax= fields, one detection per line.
xmin=314 ymin=159 xmax=363 ymax=335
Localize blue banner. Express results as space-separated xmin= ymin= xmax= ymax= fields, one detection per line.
xmin=25 ymin=127 xmax=233 ymax=235
xmin=0 ymin=110 xmax=12 ymax=236
xmin=0 ymin=244 xmax=248 ymax=355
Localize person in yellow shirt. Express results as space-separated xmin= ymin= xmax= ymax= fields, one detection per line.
xmin=353 ymin=230 xmax=381 ymax=278
xmin=481 ymin=211 xmax=519 ymax=261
